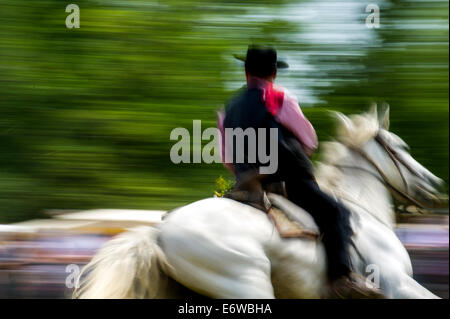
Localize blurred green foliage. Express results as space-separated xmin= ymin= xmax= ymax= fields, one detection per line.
xmin=0 ymin=0 xmax=447 ymax=222
xmin=214 ymin=176 xmax=234 ymax=197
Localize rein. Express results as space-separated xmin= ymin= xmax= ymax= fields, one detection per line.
xmin=336 ymin=132 xmax=425 ymax=209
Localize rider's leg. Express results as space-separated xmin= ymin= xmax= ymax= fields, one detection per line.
xmin=274 ymin=133 xmax=353 ymax=281
xmin=284 ymin=177 xmax=353 ymax=281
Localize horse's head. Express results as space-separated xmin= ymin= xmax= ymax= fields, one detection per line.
xmin=332 ymin=105 xmax=447 ymax=210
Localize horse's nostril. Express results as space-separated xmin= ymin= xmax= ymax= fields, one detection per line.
xmin=429 ymin=177 xmax=446 ymax=194
xmin=430 ymin=179 xmax=449 ymax=207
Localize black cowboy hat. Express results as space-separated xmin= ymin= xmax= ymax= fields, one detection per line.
xmin=233 ymin=46 xmax=289 ymax=76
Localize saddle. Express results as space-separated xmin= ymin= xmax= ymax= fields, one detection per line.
xmin=224 ymin=175 xmax=319 ymax=240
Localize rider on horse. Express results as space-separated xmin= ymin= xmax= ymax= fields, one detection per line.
xmin=218 ymin=45 xmax=383 ymax=298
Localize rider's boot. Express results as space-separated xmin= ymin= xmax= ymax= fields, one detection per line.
xmin=327 ymin=272 xmax=385 ymax=299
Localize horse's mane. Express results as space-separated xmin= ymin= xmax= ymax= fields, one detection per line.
xmin=336 ymin=113 xmax=379 ymax=146
xmin=315 ymin=110 xmax=380 ymax=192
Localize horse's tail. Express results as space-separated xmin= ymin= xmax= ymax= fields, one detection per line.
xmin=73 ymin=226 xmax=172 ymax=299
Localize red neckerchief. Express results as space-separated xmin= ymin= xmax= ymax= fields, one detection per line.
xmin=247 ymin=76 xmax=284 ymax=116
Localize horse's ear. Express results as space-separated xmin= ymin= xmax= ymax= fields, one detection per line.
xmin=379 ymin=103 xmax=390 ymax=130
xmin=332 ymin=111 xmax=354 ymax=136
xmin=369 ymin=102 xmax=378 ymax=120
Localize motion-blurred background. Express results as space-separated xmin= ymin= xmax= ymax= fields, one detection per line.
xmin=0 ymin=0 xmax=448 ymax=298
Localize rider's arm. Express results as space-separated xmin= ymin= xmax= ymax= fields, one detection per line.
xmin=274 ymin=90 xmax=318 ymax=157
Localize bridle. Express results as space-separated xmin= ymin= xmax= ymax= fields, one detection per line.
xmin=335 ymin=131 xmax=425 ymax=209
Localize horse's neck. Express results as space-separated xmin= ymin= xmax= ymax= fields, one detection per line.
xmin=317 ymin=145 xmax=395 ymax=229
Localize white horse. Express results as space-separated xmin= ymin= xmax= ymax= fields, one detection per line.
xmin=74 ymin=106 xmax=447 ymax=299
